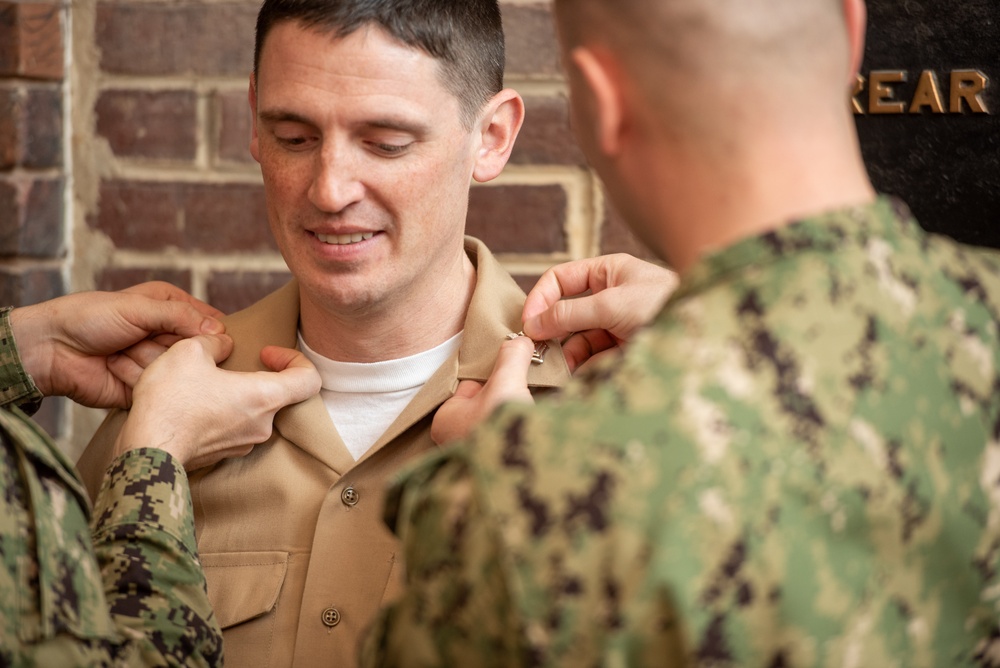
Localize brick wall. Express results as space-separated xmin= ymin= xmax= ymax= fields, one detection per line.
xmin=3 ymin=0 xmax=656 ymax=455
xmin=0 ymin=1 xmax=68 ymax=437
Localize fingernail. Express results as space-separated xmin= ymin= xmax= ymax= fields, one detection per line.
xmin=201 ymin=317 xmax=225 ymax=334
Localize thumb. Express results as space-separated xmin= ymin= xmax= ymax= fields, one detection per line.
xmin=452 ymin=379 xmax=485 ymax=400
xmin=260 ymin=346 xmax=322 ymax=404
xmin=482 ymin=336 xmax=535 ymax=401
xmin=196 ymin=333 xmax=235 ymax=364
xmin=523 ymin=298 xmax=578 ymax=341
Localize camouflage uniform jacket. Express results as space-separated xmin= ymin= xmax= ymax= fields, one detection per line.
xmin=363 ymin=198 xmax=1000 ymax=667
xmin=0 ymin=309 xmax=222 ymax=666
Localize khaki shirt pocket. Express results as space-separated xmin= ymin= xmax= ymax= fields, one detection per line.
xmin=201 ymin=551 xmax=288 ymax=629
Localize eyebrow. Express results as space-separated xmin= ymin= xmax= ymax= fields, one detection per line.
xmin=257 ymin=109 xmax=431 ymax=137
xmin=257 ymin=109 xmax=314 ymax=126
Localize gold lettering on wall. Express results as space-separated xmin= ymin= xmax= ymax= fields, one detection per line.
xmin=853 ymin=69 xmax=991 ymax=115
xmin=852 ymin=74 xmax=865 ymax=114
xmin=951 ymin=70 xmax=989 ymax=113
xmin=910 ymin=70 xmax=944 ymax=113
xmin=869 ymin=70 xmax=907 ymax=114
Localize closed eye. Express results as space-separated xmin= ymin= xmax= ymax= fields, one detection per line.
xmin=368 ymin=141 xmax=412 ymax=157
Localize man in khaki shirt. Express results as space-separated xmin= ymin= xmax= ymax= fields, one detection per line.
xmin=76 ymin=0 xmax=576 ymax=665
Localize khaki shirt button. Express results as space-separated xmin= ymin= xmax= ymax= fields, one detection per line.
xmin=341 ymin=486 xmax=360 ymax=506
xmin=321 ymin=607 xmax=341 ymax=628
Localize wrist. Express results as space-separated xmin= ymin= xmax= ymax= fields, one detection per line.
xmin=7 ymin=306 xmax=54 ymax=396
xmin=116 ymin=411 xmax=189 ymax=465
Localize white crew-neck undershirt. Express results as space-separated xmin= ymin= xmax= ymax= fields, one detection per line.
xmin=297 ymin=331 xmax=463 ymax=461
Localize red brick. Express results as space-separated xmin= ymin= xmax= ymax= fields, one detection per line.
xmin=601 ymin=200 xmax=658 ymax=261
xmin=216 ymin=88 xmax=254 ymax=164
xmin=512 ymin=273 xmax=543 ymax=295
xmin=90 ymin=180 xmax=185 ymax=251
xmin=91 ymin=180 xmax=275 ymax=253
xmin=510 ymin=94 xmax=586 ymax=166
xmin=95 ymin=89 xmax=196 ymax=161
xmin=502 ymin=3 xmax=562 ymax=79
xmin=0 ymin=3 xmax=63 ymax=80
xmin=0 ymin=175 xmax=64 ymax=257
xmin=183 ymin=183 xmax=275 ymax=253
xmin=0 ymin=264 xmax=64 ymax=305
xmin=207 ymin=270 xmax=292 ymax=315
xmin=97 ymin=3 xmax=256 ymax=77
xmin=96 ymin=267 xmax=193 ymax=294
xmin=21 ymin=84 xmax=61 ymax=168
xmin=0 ymin=88 xmax=15 ymax=169
xmin=0 ymin=84 xmax=62 ymax=170
xmin=467 ymin=184 xmax=567 ymax=254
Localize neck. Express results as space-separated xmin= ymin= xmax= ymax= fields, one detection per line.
xmin=634 ymin=108 xmax=877 ymax=275
xmin=298 ymin=245 xmax=476 ymax=363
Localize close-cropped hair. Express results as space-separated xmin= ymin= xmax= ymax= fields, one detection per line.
xmin=254 ymin=0 xmax=506 ymax=127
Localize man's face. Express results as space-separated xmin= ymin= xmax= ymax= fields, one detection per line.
xmin=251 ymin=21 xmax=480 ymax=318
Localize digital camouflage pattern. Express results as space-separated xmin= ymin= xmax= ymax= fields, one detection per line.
xmin=364 ymin=198 xmax=1000 ymax=667
xmin=0 ymin=308 xmax=222 ymax=666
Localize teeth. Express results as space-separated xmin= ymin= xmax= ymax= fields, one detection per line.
xmin=316 ymin=232 xmax=375 ymax=245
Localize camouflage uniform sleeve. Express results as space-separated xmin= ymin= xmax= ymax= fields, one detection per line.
xmin=0 ymin=411 xmax=222 ymax=666
xmin=0 ymin=306 xmax=43 ymax=413
xmin=91 ymin=447 xmax=223 ymax=666
xmin=360 ymin=450 xmax=524 ymax=668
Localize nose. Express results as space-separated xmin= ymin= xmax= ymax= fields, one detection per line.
xmin=308 ymin=142 xmax=365 ymax=214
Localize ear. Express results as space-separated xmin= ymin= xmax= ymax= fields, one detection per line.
xmin=249 ymin=74 xmax=261 ymax=163
xmin=472 ymin=89 xmax=525 ymax=184
xmin=571 ymin=45 xmax=625 ymax=157
xmin=842 ymin=0 xmax=867 ymax=82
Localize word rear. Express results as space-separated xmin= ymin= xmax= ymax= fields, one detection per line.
xmin=853 ymin=70 xmax=990 ymax=115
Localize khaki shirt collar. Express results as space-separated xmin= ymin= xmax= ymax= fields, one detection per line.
xmin=219 ymin=237 xmax=571 ymax=470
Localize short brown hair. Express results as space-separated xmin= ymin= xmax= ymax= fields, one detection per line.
xmin=254 ymin=0 xmax=505 ymax=127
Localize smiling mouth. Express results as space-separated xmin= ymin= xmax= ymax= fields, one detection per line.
xmin=315 ymin=232 xmax=375 ymax=246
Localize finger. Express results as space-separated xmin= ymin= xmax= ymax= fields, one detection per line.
xmin=481 ymin=336 xmax=535 ymax=402
xmin=151 ymin=332 xmax=183 ymax=348
xmin=120 ymin=339 xmax=171 ymax=371
xmin=260 ymin=345 xmax=315 ymax=373
xmin=108 ymin=352 xmax=147 ymax=389
xmin=121 ymin=296 xmax=226 ymax=340
xmin=154 ymin=333 xmax=231 ymax=367
xmin=574 ymin=346 xmax=623 ymax=375
xmin=560 ymin=329 xmax=617 ymax=373
xmin=524 ymin=289 xmax=621 ymax=342
xmin=523 ymin=260 xmax=606 ymax=323
xmin=123 ymin=281 xmax=226 ymax=320
xmin=452 ymin=379 xmax=485 ymax=400
xmin=260 ymin=346 xmax=322 ymax=405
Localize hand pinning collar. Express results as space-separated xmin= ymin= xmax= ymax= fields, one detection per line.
xmin=505 ymin=331 xmax=549 ymax=365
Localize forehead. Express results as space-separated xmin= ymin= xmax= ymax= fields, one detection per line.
xmin=255 ymin=21 xmax=463 ymax=122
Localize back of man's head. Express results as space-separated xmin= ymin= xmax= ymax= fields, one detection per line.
xmin=554 ymin=0 xmax=854 ymax=140
xmin=254 ymin=0 xmax=505 ymax=128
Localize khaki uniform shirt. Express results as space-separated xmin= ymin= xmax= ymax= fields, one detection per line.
xmin=78 ymin=237 xmax=570 ymax=667
xmin=366 ymin=199 xmax=1000 ymax=667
